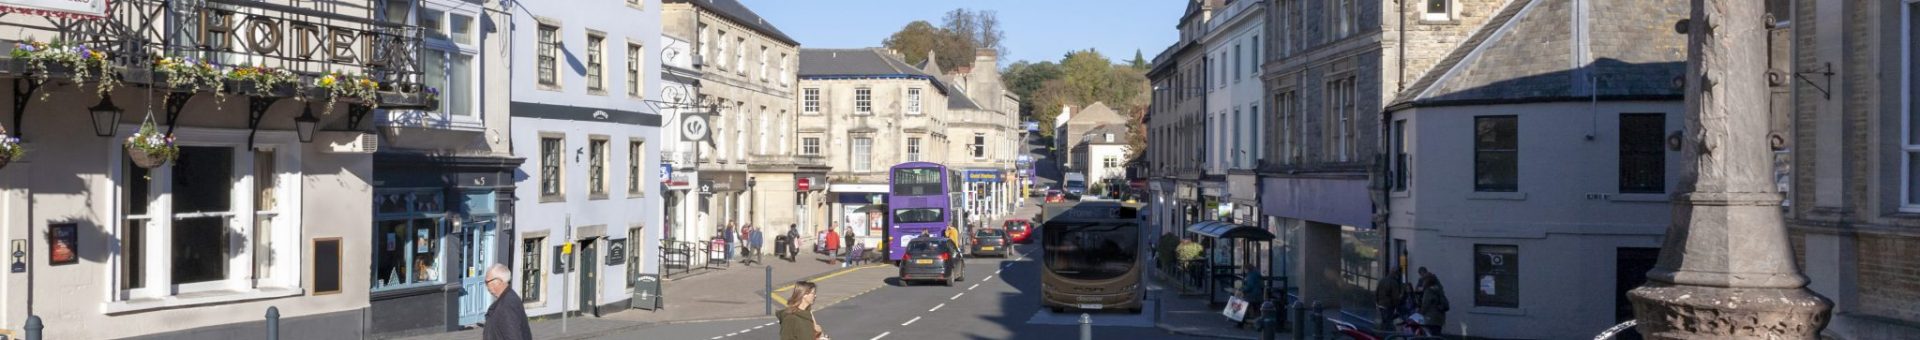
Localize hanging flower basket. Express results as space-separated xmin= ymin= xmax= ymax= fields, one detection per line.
xmin=124 ymin=121 xmax=177 ymax=169
xmin=0 ymin=133 xmax=22 ymax=170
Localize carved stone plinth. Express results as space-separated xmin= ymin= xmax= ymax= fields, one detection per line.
xmin=1629 ymin=282 xmax=1831 ymax=339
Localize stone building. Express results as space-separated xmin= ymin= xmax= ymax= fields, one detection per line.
xmin=1056 ymin=102 xmax=1128 ymax=172
xmin=1257 ymin=0 xmax=1505 ymax=326
xmin=1203 ymin=0 xmax=1263 ymax=228
xmin=0 ymin=0 xmax=454 ymax=338
xmin=797 ymin=48 xmax=956 ymax=245
xmin=507 ymin=0 xmax=662 ymax=321
xmin=1147 ymin=0 xmax=1220 ymax=238
xmin=661 ymin=0 xmax=818 ymax=247
xmin=1383 ymin=0 xmax=1686 ymax=337
xmin=935 ymin=49 xmax=1022 ymax=225
xmin=1786 ymin=0 xmax=1920 ymax=338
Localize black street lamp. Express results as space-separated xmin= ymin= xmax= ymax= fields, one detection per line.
xmin=746 ymin=177 xmax=757 ymax=224
xmin=89 ymin=96 xmax=122 ymax=137
xmin=295 ymin=104 xmax=319 ymax=143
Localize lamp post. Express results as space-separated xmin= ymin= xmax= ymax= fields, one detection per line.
xmin=89 ymin=96 xmax=122 ymax=137
xmin=746 ymin=177 xmax=757 ymax=228
xmin=294 ymin=104 xmax=319 ymax=143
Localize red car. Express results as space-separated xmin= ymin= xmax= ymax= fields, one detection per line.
xmin=1002 ymin=219 xmax=1034 ymax=244
xmin=1045 ymin=190 xmax=1066 ymax=203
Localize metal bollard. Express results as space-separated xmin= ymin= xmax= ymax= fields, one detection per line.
xmin=265 ymin=306 xmax=280 ymax=340
xmin=1260 ymin=300 xmax=1277 ymax=340
xmin=24 ymin=315 xmax=40 ymax=340
xmin=764 ymin=266 xmax=774 ymax=316
xmin=1309 ymin=301 xmax=1325 ymax=340
xmin=1291 ymin=302 xmax=1306 ymax=340
xmin=1078 ymin=313 xmax=1092 ymax=340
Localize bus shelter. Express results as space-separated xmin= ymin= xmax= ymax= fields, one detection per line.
xmin=1185 ymin=221 xmax=1279 ymax=318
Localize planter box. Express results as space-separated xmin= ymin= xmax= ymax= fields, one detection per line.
xmin=5 ymin=59 xmax=82 ymax=80
xmin=376 ymin=91 xmax=437 ymax=110
xmin=224 ymin=79 xmax=297 ymax=97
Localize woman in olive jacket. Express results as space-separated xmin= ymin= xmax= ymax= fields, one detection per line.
xmin=778 ymin=281 xmax=826 ymax=340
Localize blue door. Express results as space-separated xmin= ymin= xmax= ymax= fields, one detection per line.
xmin=457 ymin=221 xmax=497 ymax=326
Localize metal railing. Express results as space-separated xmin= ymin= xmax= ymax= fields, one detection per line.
xmin=660 ymin=239 xmax=730 ymax=278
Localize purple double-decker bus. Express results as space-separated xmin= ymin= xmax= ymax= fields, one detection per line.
xmin=887 ymin=162 xmax=961 ymax=261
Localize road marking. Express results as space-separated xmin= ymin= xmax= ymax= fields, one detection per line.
xmin=950 ymin=292 xmax=964 ymax=300
xmin=995 ymin=269 xmax=1003 ymax=274
xmin=871 ymin=332 xmax=892 ymax=340
xmin=901 ymin=316 xmax=922 ymax=326
xmin=769 ymin=265 xmax=884 ymax=305
xmin=765 ymin=322 xmax=777 ymax=326
xmin=752 ymin=325 xmax=766 ymax=330
xmin=968 ymin=283 xmax=980 ymax=290
xmin=726 ymin=332 xmax=739 ymax=337
xmin=930 ymin=303 xmax=945 ymax=312
xmin=985 ymin=275 xmax=994 ymax=281
xmin=711 ymin=337 xmax=723 ymax=340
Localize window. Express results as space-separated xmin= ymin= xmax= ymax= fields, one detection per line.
xmin=715 ymin=30 xmax=728 ymax=70
xmin=629 ymin=140 xmax=646 ymax=195
xmin=907 ymin=88 xmax=922 ymax=114
xmin=1907 ymin=1 xmax=1920 ymax=210
xmin=698 ymin=24 xmax=710 ymax=65
xmin=1425 ymin=0 xmax=1451 ymax=20
xmin=1251 ymin=36 xmax=1260 ymax=74
xmin=907 ymin=137 xmax=922 ymax=162
xmin=540 ymin=137 xmax=563 ymax=198
xmin=1104 ymin=156 xmax=1120 ymax=169
xmin=892 ymin=167 xmax=944 ymax=195
xmin=1328 ymin=77 xmax=1358 ymax=162
xmin=780 ymin=53 xmax=792 ymax=86
xmin=1474 ymin=116 xmax=1519 ymax=192
xmin=587 ymin=34 xmax=606 ymax=92
xmin=1474 ymin=244 xmax=1520 ymax=308
xmin=521 ymin=237 xmax=544 ymax=302
xmin=853 ymin=137 xmax=873 ymax=172
xmin=1620 ymin=114 xmax=1665 ymax=193
xmin=252 ymin=149 xmax=278 ymax=287
xmin=420 ymin=8 xmax=476 ymax=117
xmin=626 ymin=228 xmax=643 ymax=289
xmin=116 ymin=133 xmax=300 ymax=301
xmin=1276 ymin=91 xmax=1298 ymax=163
xmin=759 ymin=46 xmax=769 ymax=82
xmin=734 ymin=37 xmax=746 ymax=75
xmin=121 ymin=157 xmax=149 ymax=290
xmin=1233 ymin=107 xmax=1242 ymax=167
xmin=802 ymin=137 xmax=821 ymax=155
xmin=803 ymin=88 xmax=821 ymax=114
xmin=855 ymin=88 xmax=872 ymax=114
xmin=1333 ymin=0 xmax=1357 ymax=39
xmin=538 ymin=25 xmax=559 ymax=86
xmin=373 ymin=190 xmax=444 ymax=291
xmin=1392 ymin=120 xmax=1409 ymax=192
xmin=1233 ymin=44 xmax=1241 ymax=82
xmin=628 ymin=43 xmax=643 ymax=97
xmin=973 ymin=134 xmax=987 ymax=159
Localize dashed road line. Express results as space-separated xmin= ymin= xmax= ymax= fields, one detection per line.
xmin=950 ymin=292 xmax=964 ymax=300
xmin=901 ymin=316 xmax=922 ymax=326
xmin=984 ymin=275 xmax=994 ymax=281
xmin=765 ymin=322 xmax=777 ymax=326
xmin=711 ymin=336 xmax=723 ymax=340
xmin=752 ymin=325 xmax=766 ymax=330
xmin=968 ymin=283 xmax=980 ymax=290
xmin=930 ymin=303 xmax=946 ymax=312
xmin=726 ymin=332 xmax=739 ymax=337
xmin=871 ymin=331 xmax=892 ymax=340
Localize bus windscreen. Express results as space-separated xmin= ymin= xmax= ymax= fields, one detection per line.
xmin=894 ymin=208 xmax=944 ymax=223
xmin=892 ymin=167 xmax=944 ymax=196
xmin=1043 ymin=222 xmax=1137 ymax=280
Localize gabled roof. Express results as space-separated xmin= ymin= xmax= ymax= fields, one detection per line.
xmin=1084 ymin=124 xmax=1131 ymax=145
xmin=1067 ymin=102 xmax=1128 ymax=126
xmin=799 ymin=48 xmax=934 ymax=78
xmin=666 ymin=0 xmax=799 ymax=46
xmin=1389 ymin=0 xmax=1686 ymax=110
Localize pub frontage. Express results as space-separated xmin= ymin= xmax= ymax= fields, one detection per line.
xmin=0 ymin=0 xmax=442 ymax=338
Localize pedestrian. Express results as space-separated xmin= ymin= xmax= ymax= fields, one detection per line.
xmin=749 ymin=224 xmax=765 ymax=265
xmin=787 ymin=224 xmax=801 ymax=262
xmin=778 ymin=281 xmax=825 ymax=340
xmin=825 ymin=227 xmax=840 ymax=263
xmin=722 ymin=221 xmax=736 ymax=262
xmin=841 ymin=228 xmax=855 ymax=257
xmin=1176 ymin=238 xmax=1203 ymax=288
xmin=1375 ymin=268 xmax=1407 ymax=330
xmin=845 ymin=238 xmax=862 ymax=267
xmin=1415 ymin=267 xmax=1449 ymax=335
xmin=482 ymin=264 xmax=532 ymax=340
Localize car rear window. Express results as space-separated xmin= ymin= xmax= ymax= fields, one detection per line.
xmin=975 ymin=229 xmax=1005 ymax=237
xmin=908 ymin=240 xmax=949 ymax=253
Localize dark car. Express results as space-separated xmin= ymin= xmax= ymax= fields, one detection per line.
xmin=970 ymin=229 xmax=1010 ymax=257
xmin=1002 ymin=219 xmax=1033 ymax=244
xmin=899 ymin=237 xmax=965 ymax=286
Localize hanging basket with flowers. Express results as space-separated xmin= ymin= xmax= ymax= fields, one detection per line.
xmin=10 ymin=39 xmax=117 ymax=100
xmin=0 ymin=132 xmax=23 ymax=170
xmin=124 ymin=119 xmax=177 ymax=169
xmin=226 ymin=65 xmax=297 ymax=97
xmin=313 ymin=71 xmax=380 ymax=114
xmin=152 ymin=55 xmax=224 ymax=94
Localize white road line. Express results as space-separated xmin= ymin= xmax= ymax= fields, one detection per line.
xmin=995 ymin=269 xmax=1003 ymax=274
xmin=726 ymin=332 xmax=739 ymax=337
xmin=871 ymin=332 xmax=892 ymax=340
xmin=950 ymin=292 xmax=965 ymax=300
xmin=765 ymin=322 xmax=777 ymax=326
xmin=930 ymin=303 xmax=946 ymax=312
xmin=752 ymin=325 xmax=766 ymax=330
xmin=968 ymin=283 xmax=980 ymax=290
xmin=985 ymin=275 xmax=994 ymax=281
xmin=711 ymin=337 xmax=723 ymax=340
xmin=901 ymin=316 xmax=922 ymax=326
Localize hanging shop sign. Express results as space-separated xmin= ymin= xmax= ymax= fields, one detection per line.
xmin=0 ymin=0 xmax=109 ymax=19
xmin=605 ymin=239 xmax=628 ymax=266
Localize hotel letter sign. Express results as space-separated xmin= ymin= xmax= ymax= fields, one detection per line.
xmin=198 ymin=7 xmax=407 ymax=67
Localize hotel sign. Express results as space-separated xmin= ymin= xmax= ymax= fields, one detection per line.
xmin=0 ymin=0 xmax=109 ymax=18
xmin=196 ymin=6 xmax=412 ymax=67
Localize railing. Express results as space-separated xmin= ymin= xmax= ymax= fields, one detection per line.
xmin=660 ymin=238 xmax=729 ymax=278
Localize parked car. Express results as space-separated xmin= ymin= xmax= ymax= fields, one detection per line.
xmin=1002 ymin=219 xmax=1033 ymax=244
xmin=970 ymin=229 xmax=1010 ymax=257
xmin=899 ymin=237 xmax=966 ymax=286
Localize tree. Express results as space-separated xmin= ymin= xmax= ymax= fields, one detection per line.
xmin=1061 ymin=49 xmax=1114 ymax=106
xmin=1003 ymin=60 xmax=1063 ymax=117
xmin=881 ymin=21 xmax=976 ymax=70
xmin=1029 ymin=79 xmax=1072 ymax=138
xmin=1130 ymin=49 xmax=1149 ymax=70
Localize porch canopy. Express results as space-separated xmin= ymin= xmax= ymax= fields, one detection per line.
xmin=1185 ymin=220 xmax=1278 ymax=311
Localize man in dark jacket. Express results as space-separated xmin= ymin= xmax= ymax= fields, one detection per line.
xmin=483 ymin=264 xmax=532 ymax=340
xmin=1415 ymin=267 xmax=1448 ymax=335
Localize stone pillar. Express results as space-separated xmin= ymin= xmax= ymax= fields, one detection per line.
xmin=1626 ymin=0 xmax=1831 ymax=338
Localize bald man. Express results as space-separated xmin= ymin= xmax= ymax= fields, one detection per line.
xmin=483 ymin=264 xmax=532 ymax=340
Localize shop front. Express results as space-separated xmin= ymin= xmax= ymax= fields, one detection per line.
xmin=1260 ymin=176 xmax=1377 ymax=325
xmin=368 ymin=153 xmax=519 ymax=336
xmin=829 ymin=183 xmax=888 ymax=248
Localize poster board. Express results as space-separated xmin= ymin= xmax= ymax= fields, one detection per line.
xmin=1222 ymin=296 xmax=1249 ymax=322
xmin=312 ymin=238 xmax=342 ymax=295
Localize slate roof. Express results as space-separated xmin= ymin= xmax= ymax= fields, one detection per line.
xmin=666 ymin=0 xmax=799 ymax=46
xmin=946 ymin=79 xmax=984 ymax=110
xmin=1067 ymin=102 xmax=1128 ymax=126
xmin=1084 ymin=124 xmax=1131 ymax=145
xmin=798 ymin=49 xmax=934 ymax=77
xmin=1389 ymin=0 xmax=1687 ymax=110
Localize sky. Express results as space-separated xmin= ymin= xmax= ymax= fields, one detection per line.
xmin=740 ymin=0 xmax=1186 ymax=70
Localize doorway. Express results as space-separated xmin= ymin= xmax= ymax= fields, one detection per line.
xmin=579 ymin=239 xmax=599 ymax=317
xmin=1615 ymin=248 xmax=1660 ymax=332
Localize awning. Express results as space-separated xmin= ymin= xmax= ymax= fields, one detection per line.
xmin=1185 ymin=221 xmax=1275 ymax=241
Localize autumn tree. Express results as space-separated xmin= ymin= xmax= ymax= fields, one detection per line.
xmin=881 ymin=20 xmax=976 ymax=70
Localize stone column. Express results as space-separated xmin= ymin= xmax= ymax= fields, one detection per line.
xmin=1626 ymin=0 xmax=1831 ymax=338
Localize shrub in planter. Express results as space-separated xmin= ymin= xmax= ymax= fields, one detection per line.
xmin=153 ymin=55 xmax=224 ymax=96
xmin=11 ymin=39 xmax=116 ymax=100
xmin=313 ymin=71 xmax=380 ymax=114
xmin=0 ymin=133 xmax=23 ymax=170
xmin=125 ymin=122 xmax=177 ymax=169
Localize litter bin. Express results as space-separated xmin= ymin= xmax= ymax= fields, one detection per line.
xmin=631 ymin=274 xmax=661 ymax=310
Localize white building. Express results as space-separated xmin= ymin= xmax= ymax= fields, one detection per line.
xmin=507 ymin=0 xmax=664 ymax=318
xmin=1199 ymin=0 xmax=1261 ymax=224
xmin=658 ymin=35 xmax=704 ymax=247
xmin=1382 ymin=0 xmax=1686 ymax=337
xmin=1072 ymin=124 xmax=1134 ymax=195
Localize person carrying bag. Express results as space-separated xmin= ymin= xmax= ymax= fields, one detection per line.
xmin=778 ymin=281 xmax=828 ymax=340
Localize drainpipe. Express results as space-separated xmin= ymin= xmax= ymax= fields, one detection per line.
xmin=1397 ymin=0 xmax=1407 ymax=92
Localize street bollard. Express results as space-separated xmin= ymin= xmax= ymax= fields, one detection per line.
xmin=1078 ymin=313 xmax=1092 ymax=340
xmin=764 ymin=266 xmax=774 ymax=316
xmin=1260 ymin=300 xmax=1277 ymax=340
xmin=265 ymin=306 xmax=280 ymax=340
xmin=24 ymin=315 xmax=40 ymax=340
xmin=1291 ymin=302 xmax=1306 ymax=340
xmin=1309 ymin=301 xmax=1325 ymax=340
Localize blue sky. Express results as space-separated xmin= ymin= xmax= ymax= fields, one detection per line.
xmin=741 ymin=0 xmax=1185 ymax=70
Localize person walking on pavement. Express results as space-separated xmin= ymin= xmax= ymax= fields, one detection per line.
xmin=748 ymin=224 xmax=765 ymax=265
xmin=786 ymin=224 xmax=801 ymax=262
xmin=1415 ymin=267 xmax=1449 ymax=335
xmin=1375 ymin=268 xmax=1407 ymax=331
xmin=722 ymin=221 xmax=736 ymax=262
xmin=778 ymin=280 xmax=827 ymax=340
xmin=844 ymin=236 xmax=863 ymax=267
xmin=482 ymin=264 xmax=532 ymax=340
xmin=825 ymin=227 xmax=840 ymax=264
xmin=841 ymin=227 xmax=855 ymax=256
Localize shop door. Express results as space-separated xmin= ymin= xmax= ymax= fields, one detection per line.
xmin=579 ymin=239 xmax=599 ymax=316
xmin=456 ymin=221 xmax=497 ymax=326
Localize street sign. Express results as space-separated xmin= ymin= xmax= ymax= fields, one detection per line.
xmin=680 ymin=112 xmax=712 ymax=145
xmin=699 ymin=180 xmax=714 ymax=195
xmin=605 ymin=239 xmax=627 ymax=265
xmin=797 ymin=178 xmax=811 ymax=191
